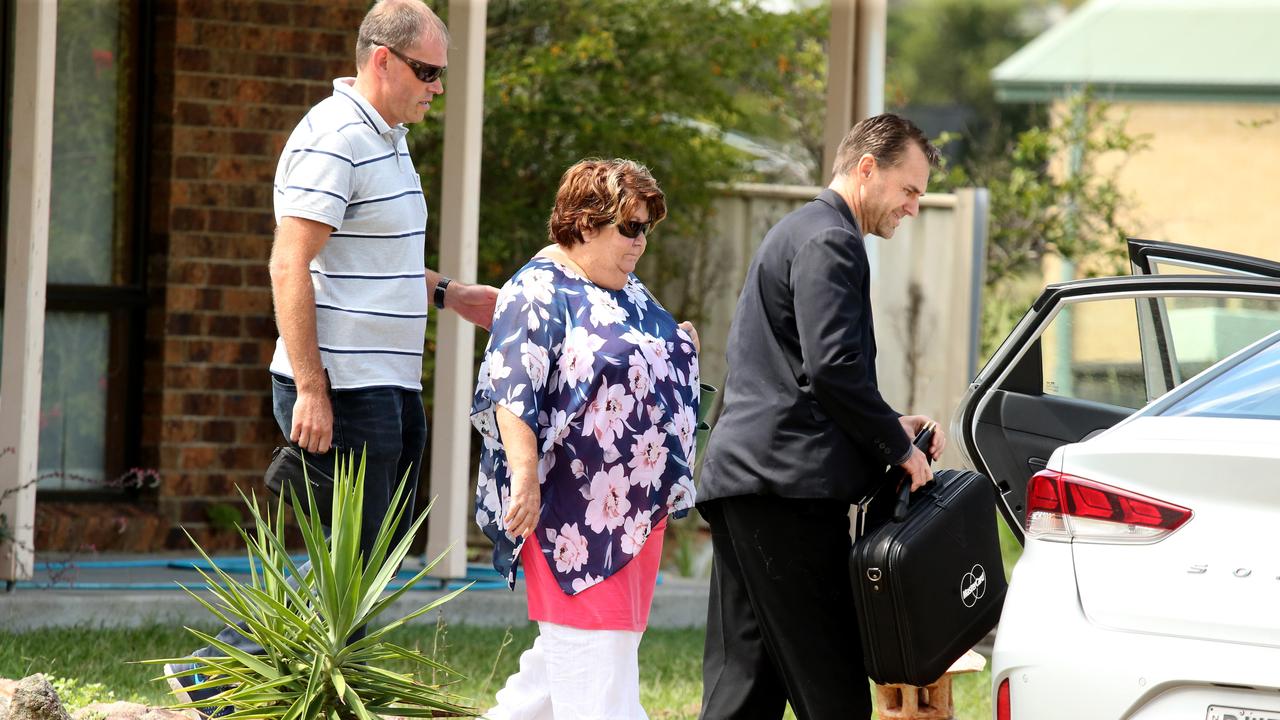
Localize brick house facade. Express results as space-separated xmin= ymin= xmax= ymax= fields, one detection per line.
xmin=34 ymin=1 xmax=377 ymax=552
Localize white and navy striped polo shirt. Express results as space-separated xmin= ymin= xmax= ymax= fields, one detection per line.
xmin=270 ymin=78 xmax=429 ymax=391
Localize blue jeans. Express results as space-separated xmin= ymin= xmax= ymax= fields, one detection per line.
xmin=270 ymin=373 xmax=429 ymax=554
xmin=195 ymin=374 xmax=428 ymax=658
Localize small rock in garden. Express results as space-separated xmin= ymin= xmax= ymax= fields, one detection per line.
xmin=4 ymin=674 xmax=71 ymax=720
xmin=73 ymin=702 xmax=190 ymax=720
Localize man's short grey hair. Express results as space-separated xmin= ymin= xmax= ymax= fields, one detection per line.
xmin=356 ymin=0 xmax=449 ymax=68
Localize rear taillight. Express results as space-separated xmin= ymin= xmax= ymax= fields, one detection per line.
xmin=996 ymin=677 xmax=1011 ymax=720
xmin=1025 ymin=469 xmax=1192 ymax=543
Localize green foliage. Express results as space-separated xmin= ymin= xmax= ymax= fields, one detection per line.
xmin=663 ymin=509 xmax=704 ymax=580
xmin=714 ymin=5 xmax=829 ymax=180
xmin=150 ymin=452 xmax=477 ymax=719
xmin=205 ymin=503 xmax=245 ymax=533
xmin=889 ymin=0 xmax=1024 ymax=109
xmin=413 ymin=0 xmax=831 ymax=427
xmin=931 ymin=89 xmax=1150 ymax=358
xmin=890 ymin=2 xmax=1039 ymax=118
xmin=414 ymin=0 xmax=826 ymax=319
xmin=937 ymin=89 xmax=1148 ymax=279
xmin=997 ymin=511 xmax=1024 ymax=583
xmin=5 ymin=625 xmax=994 ymax=719
xmin=972 ymin=273 xmax=1045 ymax=366
xmin=887 ymin=0 xmax=1048 ymax=156
xmin=47 ymin=674 xmax=118 ymax=711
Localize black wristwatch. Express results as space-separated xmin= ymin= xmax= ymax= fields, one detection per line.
xmin=433 ymin=276 xmax=452 ymax=310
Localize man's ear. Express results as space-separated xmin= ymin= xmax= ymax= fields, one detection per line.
xmin=857 ymin=153 xmax=877 ymax=181
xmin=368 ymin=46 xmax=390 ymax=76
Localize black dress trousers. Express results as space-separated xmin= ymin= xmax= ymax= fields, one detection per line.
xmin=698 ymin=494 xmax=873 ymax=720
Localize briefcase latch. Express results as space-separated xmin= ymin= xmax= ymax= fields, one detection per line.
xmin=866 ymin=567 xmax=882 ymax=582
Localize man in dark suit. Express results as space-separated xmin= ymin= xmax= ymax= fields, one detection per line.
xmin=697 ymin=114 xmax=947 ymax=719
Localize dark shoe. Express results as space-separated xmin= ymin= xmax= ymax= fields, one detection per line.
xmin=163 ymin=662 xmax=232 ymax=719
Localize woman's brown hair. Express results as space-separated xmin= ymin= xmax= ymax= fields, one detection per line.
xmin=548 ymin=158 xmax=667 ymax=246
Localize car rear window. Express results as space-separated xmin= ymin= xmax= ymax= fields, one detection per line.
xmin=1159 ymin=338 xmax=1280 ymax=420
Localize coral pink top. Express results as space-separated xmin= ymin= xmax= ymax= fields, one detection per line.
xmin=521 ymin=518 xmax=667 ymax=632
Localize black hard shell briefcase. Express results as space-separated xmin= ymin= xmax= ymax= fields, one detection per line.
xmin=849 ymin=466 xmax=1008 ymax=686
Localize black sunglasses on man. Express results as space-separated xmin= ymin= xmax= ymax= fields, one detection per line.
xmin=383 ymin=44 xmax=446 ymax=84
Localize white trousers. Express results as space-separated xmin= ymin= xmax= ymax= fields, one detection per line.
xmin=484 ymin=621 xmax=648 ymax=720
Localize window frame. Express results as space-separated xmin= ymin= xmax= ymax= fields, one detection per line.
xmin=0 ymin=2 xmax=153 ymax=501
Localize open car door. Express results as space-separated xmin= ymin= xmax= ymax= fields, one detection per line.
xmin=1128 ymin=238 xmax=1280 ymax=278
xmin=954 ymin=274 xmax=1280 ymax=543
xmin=1129 ymin=240 xmax=1280 ymax=391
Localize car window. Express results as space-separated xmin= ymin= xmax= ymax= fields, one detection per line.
xmin=1149 ymin=259 xmax=1237 ymax=276
xmin=1159 ymin=338 xmax=1280 ymax=420
xmin=1041 ymin=298 xmax=1146 ymax=409
xmin=1161 ymin=296 xmax=1280 ymax=381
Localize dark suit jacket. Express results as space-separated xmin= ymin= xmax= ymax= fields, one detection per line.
xmin=698 ymin=189 xmax=913 ymax=504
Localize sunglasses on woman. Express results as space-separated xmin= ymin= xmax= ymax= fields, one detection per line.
xmin=383 ymin=45 xmax=446 ymax=84
xmin=617 ymin=220 xmax=653 ymax=239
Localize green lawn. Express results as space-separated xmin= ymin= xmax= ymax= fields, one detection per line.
xmin=0 ymin=623 xmax=991 ymax=719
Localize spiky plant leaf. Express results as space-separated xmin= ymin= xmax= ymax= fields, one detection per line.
xmin=147 ymin=449 xmax=477 ymax=718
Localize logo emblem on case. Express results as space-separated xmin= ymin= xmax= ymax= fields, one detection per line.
xmin=961 ymin=564 xmax=987 ymax=608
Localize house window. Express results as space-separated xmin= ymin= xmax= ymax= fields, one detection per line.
xmin=0 ymin=0 xmax=145 ymax=494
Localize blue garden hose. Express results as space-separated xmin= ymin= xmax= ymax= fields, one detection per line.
xmin=23 ymin=557 xmax=516 ymax=592
xmin=22 ymin=557 xmax=658 ymax=591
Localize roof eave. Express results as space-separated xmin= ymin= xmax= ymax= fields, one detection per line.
xmin=994 ymin=81 xmax=1280 ymax=105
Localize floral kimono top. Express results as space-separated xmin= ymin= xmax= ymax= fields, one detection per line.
xmin=471 ymin=257 xmax=700 ymax=594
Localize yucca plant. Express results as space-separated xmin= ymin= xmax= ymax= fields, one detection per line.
xmin=152 ymin=451 xmax=477 ymax=719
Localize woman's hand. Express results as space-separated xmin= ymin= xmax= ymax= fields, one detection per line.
xmin=678 ymin=321 xmax=700 ymax=353
xmin=504 ymin=469 xmax=540 ymax=540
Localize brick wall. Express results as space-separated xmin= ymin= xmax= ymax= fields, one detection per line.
xmin=144 ymin=0 xmax=371 ymax=550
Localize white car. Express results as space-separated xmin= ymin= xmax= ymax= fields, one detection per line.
xmin=952 ymin=240 xmax=1280 ymax=720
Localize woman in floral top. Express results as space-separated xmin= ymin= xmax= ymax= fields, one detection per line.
xmin=472 ymin=158 xmax=699 ymax=718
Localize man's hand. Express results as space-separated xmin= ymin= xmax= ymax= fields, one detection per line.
xmin=447 ymin=281 xmax=500 ymax=330
xmin=897 ymin=445 xmax=933 ymax=491
xmin=899 ymin=414 xmax=946 ymax=459
xmin=504 ymin=470 xmax=540 ymax=539
xmin=291 ymin=388 xmax=333 ymax=454
xmin=678 ymin=321 xmax=700 ymax=353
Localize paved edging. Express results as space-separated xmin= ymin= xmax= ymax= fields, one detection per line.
xmin=0 ymin=577 xmax=711 ymax=632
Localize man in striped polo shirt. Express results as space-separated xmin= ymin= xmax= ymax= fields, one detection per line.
xmin=166 ymin=2 xmax=497 ymax=714
xmin=266 ymin=0 xmax=498 ymax=558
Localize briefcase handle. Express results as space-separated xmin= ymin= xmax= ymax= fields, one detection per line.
xmin=891 ymin=422 xmax=936 ymax=522
xmin=854 ymin=423 xmax=938 ymax=538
